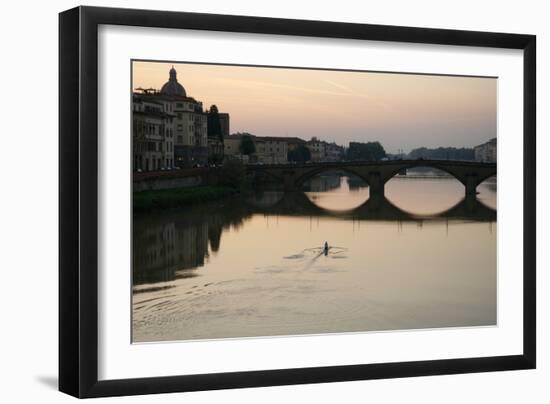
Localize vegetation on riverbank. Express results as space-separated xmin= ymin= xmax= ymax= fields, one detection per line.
xmin=133 ymin=185 xmax=239 ymax=213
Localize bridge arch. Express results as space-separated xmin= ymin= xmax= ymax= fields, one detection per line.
xmin=382 ymin=162 xmax=467 ymax=186
xmin=248 ymin=167 xmax=285 ymax=185
xmin=475 ymin=171 xmax=498 ymax=185
xmin=247 ymin=160 xmax=496 ymax=197
xmin=380 ymin=161 xmax=496 ymax=197
xmin=293 ymin=166 xmax=371 ymax=189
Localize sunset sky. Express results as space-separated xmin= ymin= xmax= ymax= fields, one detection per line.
xmin=132 ymin=61 xmax=496 ymax=154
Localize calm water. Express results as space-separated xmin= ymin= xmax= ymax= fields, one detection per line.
xmin=132 ymin=173 xmax=497 ymax=342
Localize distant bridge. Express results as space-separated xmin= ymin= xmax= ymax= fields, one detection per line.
xmin=247 ymin=159 xmax=496 ymax=197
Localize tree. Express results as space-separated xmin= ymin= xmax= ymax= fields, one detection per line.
xmin=287 ymin=144 xmax=311 ymax=162
xmin=408 ymin=147 xmax=475 ymax=161
xmin=346 ymin=141 xmax=386 ymax=161
xmin=219 ymin=159 xmax=245 ymax=188
xmin=239 ymin=135 xmax=256 ymax=156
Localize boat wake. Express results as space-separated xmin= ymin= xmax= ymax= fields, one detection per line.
xmin=284 ymin=245 xmax=348 ymax=260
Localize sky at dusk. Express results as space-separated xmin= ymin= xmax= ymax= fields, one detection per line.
xmin=133 ymin=61 xmax=496 ymax=154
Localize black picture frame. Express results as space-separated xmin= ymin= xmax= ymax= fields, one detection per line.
xmin=59 ymin=6 xmax=536 ymax=398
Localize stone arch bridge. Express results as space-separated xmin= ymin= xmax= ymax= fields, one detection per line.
xmin=247 ymin=159 xmax=496 ymax=197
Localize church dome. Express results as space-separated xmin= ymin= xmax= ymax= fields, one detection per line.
xmin=160 ymin=66 xmax=186 ymax=97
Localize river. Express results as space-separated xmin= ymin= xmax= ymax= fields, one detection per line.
xmin=132 ymin=172 xmax=497 ymax=342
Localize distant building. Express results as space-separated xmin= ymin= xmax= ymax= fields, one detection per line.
xmin=133 ymin=67 xmax=208 ymax=169
xmin=255 ymin=137 xmax=289 ymax=164
xmin=223 ymin=134 xmax=245 ymax=161
xmin=285 ymin=137 xmax=306 ymax=151
xmin=325 ymin=142 xmax=345 ymax=162
xmin=474 ymin=138 xmax=497 ymax=163
xmin=207 ymin=105 xmax=229 ymax=164
xmin=224 ymin=134 xmax=345 ymax=164
xmin=218 ymin=113 xmax=230 ymax=137
xmin=224 ymin=134 xmax=291 ymax=164
xmin=306 ymin=137 xmax=326 ymax=162
xmin=207 ymin=138 xmax=224 ymax=164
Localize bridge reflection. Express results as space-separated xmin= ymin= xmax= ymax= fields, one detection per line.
xmin=247 ymin=191 xmax=496 ymax=222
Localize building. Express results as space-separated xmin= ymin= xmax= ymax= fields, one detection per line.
xmin=474 ymin=138 xmax=497 ymax=163
xmin=207 ymin=105 xmax=229 ymax=164
xmin=132 ymin=96 xmax=175 ymax=171
xmin=306 ymin=137 xmax=326 ymax=162
xmin=133 ymin=67 xmax=209 ymax=169
xmin=325 ymin=142 xmax=345 ymax=162
xmin=218 ymin=113 xmax=230 ymax=137
xmin=207 ymin=137 xmax=224 ymax=164
xmin=224 ymin=134 xmax=291 ymax=164
xmin=255 ymin=137 xmax=289 ymax=164
xmin=223 ymin=133 xmax=344 ymax=164
xmin=285 ymin=137 xmax=306 ymax=152
xmin=223 ymin=134 xmax=245 ymax=161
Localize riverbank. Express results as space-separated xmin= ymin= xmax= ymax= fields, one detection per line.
xmin=133 ymin=185 xmax=239 ymax=213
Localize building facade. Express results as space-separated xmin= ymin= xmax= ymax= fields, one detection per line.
xmin=285 ymin=137 xmax=306 ymax=152
xmin=218 ymin=113 xmax=230 ymax=137
xmin=223 ymin=135 xmax=244 ymax=160
xmin=224 ymin=134 xmax=290 ymax=164
xmin=206 ymin=105 xmax=228 ymax=164
xmin=223 ymin=134 xmax=345 ymax=164
xmin=255 ymin=137 xmax=289 ymax=164
xmin=133 ymin=67 xmax=209 ymax=170
xmin=474 ymin=138 xmax=497 ymax=163
xmin=306 ymin=137 xmax=326 ymax=162
xmin=132 ymin=96 xmax=175 ymax=171
xmin=207 ymin=137 xmax=224 ymax=164
xmin=325 ymin=142 xmax=345 ymax=161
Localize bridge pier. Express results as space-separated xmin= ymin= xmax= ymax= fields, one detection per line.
xmin=368 ymin=172 xmax=385 ymax=199
xmin=465 ymin=174 xmax=479 ymax=196
xmin=283 ymin=172 xmax=299 ymax=191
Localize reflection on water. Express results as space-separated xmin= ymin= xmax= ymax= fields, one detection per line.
xmin=305 ymin=175 xmax=370 ymax=211
xmin=133 ymin=175 xmax=497 ymax=342
xmin=478 ymin=176 xmax=497 ymax=210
